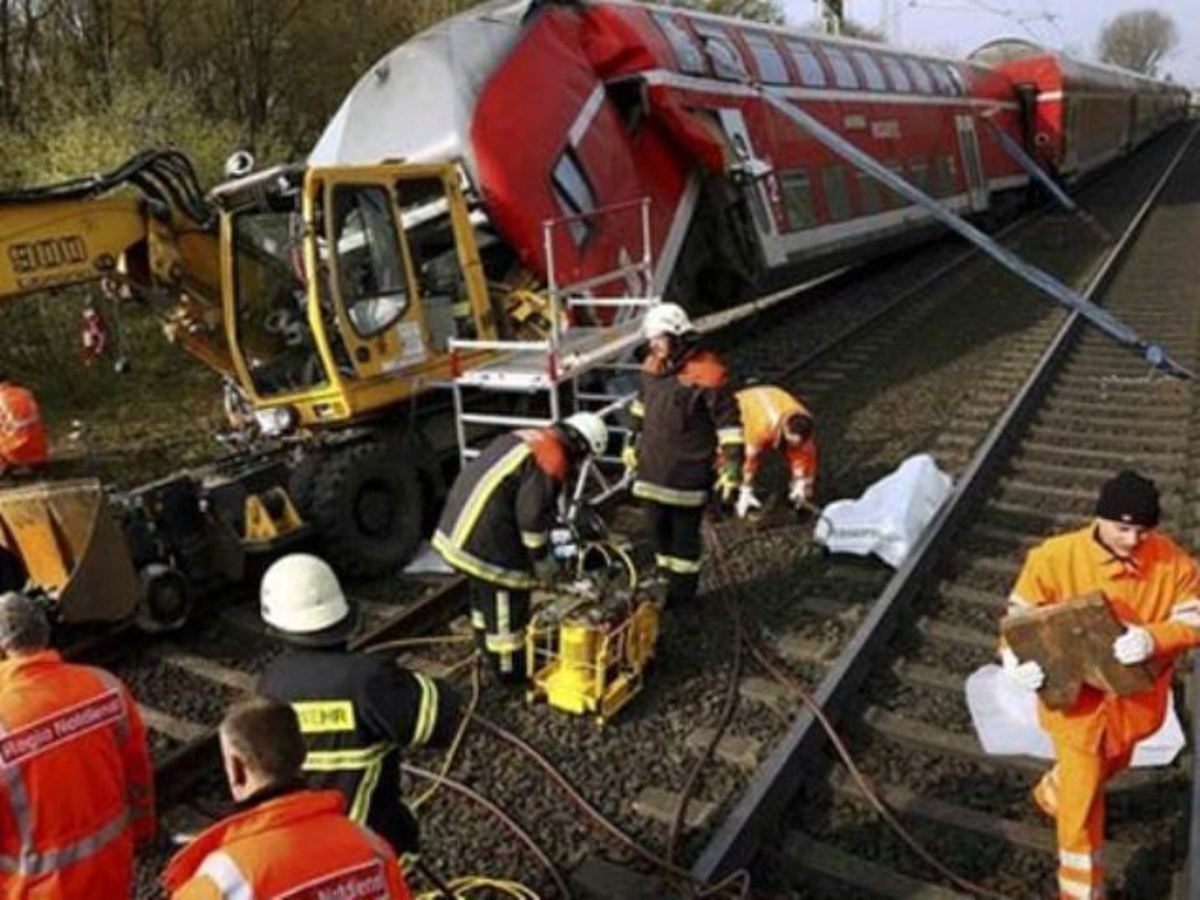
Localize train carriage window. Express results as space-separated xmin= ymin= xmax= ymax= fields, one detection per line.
xmin=779 ymin=171 xmax=818 ymax=231
xmin=785 ymin=40 xmax=827 ymax=87
xmin=883 ymin=162 xmax=906 ymax=208
xmin=881 ymin=56 xmax=912 ymax=92
xmin=551 ymin=148 xmax=596 ymax=247
xmin=822 ymin=167 xmax=851 ymax=221
xmin=929 ymin=64 xmax=955 ymax=96
xmin=652 ymin=12 xmax=706 ymax=75
xmin=694 ymin=23 xmax=749 ymax=82
xmin=744 ymin=32 xmax=789 ymax=84
xmin=856 ymin=173 xmax=884 ymax=215
xmin=821 ymin=47 xmax=860 ymax=90
xmin=903 ymin=58 xmax=934 ymax=94
xmin=850 ymin=50 xmax=887 ymax=91
xmin=907 ymin=161 xmax=930 ymax=195
xmin=945 ymin=65 xmax=968 ymax=95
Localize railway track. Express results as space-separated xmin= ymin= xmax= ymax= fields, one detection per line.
xmin=103 ymin=122 xmax=1199 ymax=898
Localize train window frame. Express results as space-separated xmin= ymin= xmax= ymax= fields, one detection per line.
xmin=945 ymin=65 xmax=968 ymax=96
xmin=744 ymin=32 xmax=790 ymax=85
xmin=550 ymin=147 xmax=597 ymax=248
xmin=929 ymin=63 xmax=955 ymax=96
xmin=820 ymin=46 xmax=860 ymax=90
xmin=880 ymin=56 xmax=912 ymax=92
xmin=651 ymin=11 xmax=707 ymax=76
xmin=694 ymin=22 xmax=750 ymax=82
xmin=856 ymin=172 xmax=884 ymax=216
xmin=779 ymin=170 xmax=818 ymax=231
xmin=903 ymin=58 xmax=934 ymax=94
xmin=822 ymin=166 xmax=852 ymax=222
xmin=850 ymin=50 xmax=887 ymax=92
xmin=785 ymin=40 xmax=828 ymax=87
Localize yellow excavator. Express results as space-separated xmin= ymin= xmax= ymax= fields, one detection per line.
xmin=0 ymin=149 xmax=511 ymax=629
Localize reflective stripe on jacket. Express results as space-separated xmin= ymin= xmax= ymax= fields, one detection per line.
xmin=0 ymin=650 xmax=154 ymax=899
xmin=1009 ymin=523 xmax=1200 ymax=755
xmin=631 ymin=345 xmax=742 ymax=506
xmin=0 ymin=384 xmax=47 ymax=468
xmin=736 ymin=385 xmax=817 ymax=483
xmin=432 ymin=428 xmax=568 ymax=586
xmin=162 ymin=789 xmax=411 ymax=899
xmin=259 ymin=651 xmax=460 ymax=855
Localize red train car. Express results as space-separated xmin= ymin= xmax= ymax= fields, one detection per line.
xmin=971 ymin=39 xmax=1190 ymax=180
xmin=312 ymin=2 xmax=1185 ymax=314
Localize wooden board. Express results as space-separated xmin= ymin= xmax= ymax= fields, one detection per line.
xmin=1001 ymin=592 xmax=1154 ymax=710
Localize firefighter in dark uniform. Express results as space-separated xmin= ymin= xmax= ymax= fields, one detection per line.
xmin=624 ymin=303 xmax=744 ymax=607
xmin=432 ymin=412 xmax=609 ymax=683
xmin=257 ymin=553 xmax=460 ymax=859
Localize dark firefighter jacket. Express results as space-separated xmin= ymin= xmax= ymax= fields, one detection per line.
xmin=630 ymin=345 xmax=744 ymax=507
xmin=259 ymin=650 xmax=459 ymax=856
xmin=432 ymin=428 xmax=569 ymax=588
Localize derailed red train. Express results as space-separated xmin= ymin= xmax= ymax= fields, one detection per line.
xmin=312 ymin=0 xmax=1189 ymax=310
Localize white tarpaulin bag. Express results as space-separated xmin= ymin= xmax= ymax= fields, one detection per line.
xmin=813 ymin=454 xmax=953 ymax=568
xmin=965 ymin=664 xmax=1185 ymax=767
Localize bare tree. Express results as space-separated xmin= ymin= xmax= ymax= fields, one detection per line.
xmin=1097 ymin=9 xmax=1178 ymax=76
xmin=651 ymin=0 xmax=785 ymax=25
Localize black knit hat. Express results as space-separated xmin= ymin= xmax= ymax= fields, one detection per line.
xmin=1096 ymin=470 xmax=1160 ymax=528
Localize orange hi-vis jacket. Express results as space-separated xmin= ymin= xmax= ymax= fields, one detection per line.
xmin=164 ymin=788 xmax=412 ymax=900
xmin=735 ymin=386 xmax=816 ymax=484
xmin=1009 ymin=523 xmax=1200 ymax=756
xmin=0 ymin=650 xmax=154 ymax=899
xmin=0 ymin=384 xmax=47 ymax=469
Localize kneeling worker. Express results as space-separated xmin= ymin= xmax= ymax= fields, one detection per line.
xmin=258 ymin=554 xmax=461 ymax=858
xmin=1000 ymin=470 xmax=1200 ymax=900
xmin=432 ymin=412 xmax=609 ymax=682
xmin=163 ymin=696 xmax=411 ymax=899
xmin=733 ymin=383 xmax=817 ymax=518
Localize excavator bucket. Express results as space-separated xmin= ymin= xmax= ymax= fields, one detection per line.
xmin=0 ymin=479 xmax=139 ymax=624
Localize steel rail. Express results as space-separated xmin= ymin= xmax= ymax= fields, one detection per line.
xmin=691 ymin=121 xmax=1200 ymax=884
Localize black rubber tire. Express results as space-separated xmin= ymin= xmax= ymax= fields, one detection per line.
xmin=301 ymin=441 xmax=423 ymax=579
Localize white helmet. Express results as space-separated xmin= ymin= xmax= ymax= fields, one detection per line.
xmin=562 ymin=412 xmax=608 ymax=456
xmin=641 ymin=303 xmax=693 ymax=340
xmin=261 ymin=553 xmax=354 ymax=642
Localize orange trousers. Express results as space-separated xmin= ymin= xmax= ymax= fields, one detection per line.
xmin=1034 ymin=741 xmax=1131 ymax=899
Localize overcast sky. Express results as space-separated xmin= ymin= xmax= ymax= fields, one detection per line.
xmin=781 ymin=1 xmax=1199 ymax=86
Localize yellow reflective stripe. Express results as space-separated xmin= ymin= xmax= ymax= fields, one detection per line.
xmin=630 ymin=399 xmax=644 ymax=417
xmin=410 ymin=673 xmax=438 ymax=747
xmin=485 ymin=633 xmax=525 ymax=652
xmin=1171 ymin=600 xmax=1200 ymax=628
xmin=498 ymin=591 xmax=511 ymax=635
xmin=450 ymin=444 xmax=531 ymax=546
xmin=656 ymin=554 xmax=701 ymax=575
xmin=450 ymin=301 xmax=472 ymax=317
xmin=632 ymin=480 xmax=707 ymax=507
xmin=292 ymin=700 xmax=357 ymax=733
xmin=349 ymin=757 xmax=383 ymax=823
xmin=717 ymin=427 xmax=744 ymax=446
xmin=521 ymin=531 xmax=549 ymax=550
xmin=471 ymin=609 xmax=486 ymax=629
xmin=1060 ymin=849 xmax=1101 ymax=870
xmin=303 ymin=743 xmax=390 ymax=771
xmin=432 ymin=531 xmax=537 ymax=588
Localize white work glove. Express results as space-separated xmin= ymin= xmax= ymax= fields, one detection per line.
xmin=789 ymin=476 xmax=813 ymax=508
xmin=735 ymin=486 xmax=762 ymax=519
xmin=1113 ymin=625 xmax=1154 ymax=665
xmin=1000 ymin=645 xmax=1045 ymax=692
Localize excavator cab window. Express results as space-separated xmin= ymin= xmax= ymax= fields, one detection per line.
xmin=330 ymin=186 xmax=409 ymax=337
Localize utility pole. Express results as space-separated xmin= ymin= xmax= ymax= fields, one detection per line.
xmin=820 ymin=0 xmax=844 ymax=35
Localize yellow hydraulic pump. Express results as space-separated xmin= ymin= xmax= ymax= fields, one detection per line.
xmin=526 ymin=543 xmax=660 ymax=727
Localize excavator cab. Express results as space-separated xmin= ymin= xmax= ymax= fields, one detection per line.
xmin=216 ymin=162 xmax=495 ymax=436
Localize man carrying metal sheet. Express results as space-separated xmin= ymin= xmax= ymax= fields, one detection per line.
xmin=1000 ymin=470 xmax=1200 ymax=899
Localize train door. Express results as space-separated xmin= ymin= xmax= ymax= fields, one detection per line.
xmin=716 ymin=108 xmax=786 ymax=266
xmin=954 ymin=115 xmax=989 ymax=213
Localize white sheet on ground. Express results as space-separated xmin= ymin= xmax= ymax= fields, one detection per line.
xmin=965 ymin=663 xmax=1185 ymax=767
xmin=812 ymin=454 xmax=953 ymax=568
xmin=402 ymin=541 xmax=454 ymax=575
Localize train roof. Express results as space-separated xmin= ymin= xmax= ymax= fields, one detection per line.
xmin=970 ymin=37 xmax=1185 ymax=94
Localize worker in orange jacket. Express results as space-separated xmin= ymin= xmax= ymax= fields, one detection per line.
xmin=731 ymin=384 xmax=817 ymax=519
xmin=0 ymin=375 xmax=47 ymax=475
xmin=163 ymin=696 xmax=411 ymax=899
xmin=1000 ymin=470 xmax=1200 ymax=900
xmin=0 ymin=590 xmax=155 ymax=899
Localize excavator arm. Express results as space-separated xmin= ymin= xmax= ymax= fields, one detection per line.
xmin=0 ymin=151 xmax=235 ymax=376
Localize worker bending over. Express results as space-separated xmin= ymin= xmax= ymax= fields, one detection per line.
xmin=0 ymin=374 xmax=47 ymax=476
xmin=433 ymin=412 xmax=609 ymax=683
xmin=163 ymin=696 xmax=411 ymax=899
xmin=1001 ymin=470 xmax=1200 ymax=900
xmin=625 ymin=303 xmax=743 ymax=607
xmin=0 ymin=591 xmax=154 ymax=897
xmin=259 ymin=554 xmax=461 ymax=858
xmin=733 ymin=383 xmax=817 ymax=519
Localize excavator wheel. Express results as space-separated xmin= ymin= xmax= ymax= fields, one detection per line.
xmin=301 ymin=440 xmax=422 ymax=579
xmin=136 ymin=563 xmax=192 ymax=633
